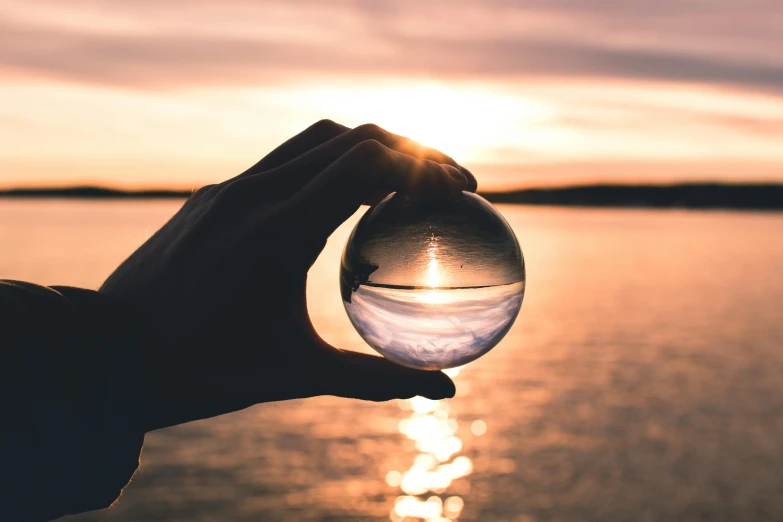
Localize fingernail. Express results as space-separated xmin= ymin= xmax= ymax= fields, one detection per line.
xmin=445 ymin=165 xmax=467 ymax=184
xmin=460 ymin=166 xmax=477 ymax=190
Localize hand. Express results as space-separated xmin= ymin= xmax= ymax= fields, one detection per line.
xmin=101 ymin=120 xmax=476 ymax=432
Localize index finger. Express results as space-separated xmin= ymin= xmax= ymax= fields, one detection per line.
xmin=283 ymin=139 xmax=468 ymax=237
xmin=237 ymin=123 xmax=477 ymax=199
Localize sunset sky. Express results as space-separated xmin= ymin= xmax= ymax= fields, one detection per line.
xmin=1 ymin=0 xmax=782 ymax=190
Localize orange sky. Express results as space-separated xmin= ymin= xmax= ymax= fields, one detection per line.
xmin=1 ymin=0 xmax=782 ymax=190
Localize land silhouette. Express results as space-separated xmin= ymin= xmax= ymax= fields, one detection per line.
xmin=481 ymin=183 xmax=783 ymax=211
xmin=1 ymin=183 xmax=780 ymax=210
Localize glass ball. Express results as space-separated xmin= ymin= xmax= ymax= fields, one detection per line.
xmin=340 ymin=191 xmax=525 ymax=370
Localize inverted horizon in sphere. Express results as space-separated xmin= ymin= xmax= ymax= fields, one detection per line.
xmin=341 ymin=192 xmax=525 ymax=370
xmin=345 ymin=282 xmax=524 ymax=369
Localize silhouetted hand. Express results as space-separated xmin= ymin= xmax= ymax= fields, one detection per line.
xmin=101 ymin=120 xmax=477 ymax=432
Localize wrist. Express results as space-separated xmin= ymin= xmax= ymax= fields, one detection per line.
xmin=54 ymin=286 xmax=166 ymax=432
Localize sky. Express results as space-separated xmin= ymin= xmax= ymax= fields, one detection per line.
xmin=1 ymin=0 xmax=782 ymax=190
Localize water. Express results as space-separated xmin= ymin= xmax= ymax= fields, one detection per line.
xmin=344 ymin=282 xmax=524 ymax=369
xmin=2 ymin=200 xmax=783 ymax=521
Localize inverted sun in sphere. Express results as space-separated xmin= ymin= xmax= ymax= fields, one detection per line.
xmin=340 ymin=192 xmax=525 ymax=370
xmin=426 ymin=235 xmax=440 ymax=288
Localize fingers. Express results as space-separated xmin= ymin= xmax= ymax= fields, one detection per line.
xmin=150 ymin=345 xmax=456 ymax=431
xmin=339 ymin=124 xmax=477 ymax=192
xmin=327 ymin=350 xmax=456 ymax=402
xmin=237 ymin=119 xmax=350 ymax=178
xmin=235 ymin=122 xmax=477 ymax=198
xmin=283 ymin=139 xmax=468 ymax=237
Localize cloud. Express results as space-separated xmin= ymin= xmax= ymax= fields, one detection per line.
xmin=1 ymin=0 xmax=781 ymax=94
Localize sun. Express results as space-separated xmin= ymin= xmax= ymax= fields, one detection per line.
xmin=425 ymin=233 xmax=441 ymax=288
xmin=365 ymin=85 xmax=488 ymax=159
xmin=300 ymin=80 xmax=549 ymax=162
xmin=418 ymin=232 xmax=447 ymax=304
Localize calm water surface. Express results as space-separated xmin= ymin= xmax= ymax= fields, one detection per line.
xmin=2 ymin=201 xmax=783 ymax=521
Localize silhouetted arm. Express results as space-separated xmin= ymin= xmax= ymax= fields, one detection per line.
xmin=0 ymin=120 xmax=474 ymax=520
xmin=0 ymin=281 xmax=146 ymax=521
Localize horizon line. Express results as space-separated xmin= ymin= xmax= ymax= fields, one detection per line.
xmin=0 ymin=180 xmax=781 ymax=196
xmin=0 ymin=182 xmax=780 ymax=211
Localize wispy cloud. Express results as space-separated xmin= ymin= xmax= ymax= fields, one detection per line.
xmin=2 ymin=0 xmax=781 ymax=93
xmin=1 ymin=0 xmax=782 ymax=188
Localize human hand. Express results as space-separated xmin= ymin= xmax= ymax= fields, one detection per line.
xmin=101 ymin=120 xmax=477 ymax=432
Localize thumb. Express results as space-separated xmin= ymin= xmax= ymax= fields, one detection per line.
xmin=326 ymin=349 xmax=456 ymax=402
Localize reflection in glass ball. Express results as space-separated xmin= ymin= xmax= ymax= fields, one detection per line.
xmin=340 ymin=192 xmax=525 ymax=370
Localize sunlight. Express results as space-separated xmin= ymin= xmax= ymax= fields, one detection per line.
xmin=419 ymin=289 xmax=446 ymax=305
xmin=390 ymin=394 xmax=473 ymax=521
xmin=427 ymin=259 xmax=440 ymax=288
xmin=296 ymin=80 xmax=554 ymax=160
xmin=5 ymin=78 xmax=783 ymax=189
xmin=420 ymin=232 xmax=446 ymax=304
xmin=426 ymin=233 xmax=440 ymax=288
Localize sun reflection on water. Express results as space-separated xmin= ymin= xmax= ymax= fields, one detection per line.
xmin=387 ymin=368 xmax=484 ymax=521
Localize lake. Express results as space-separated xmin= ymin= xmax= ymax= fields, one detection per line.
xmin=2 ymin=200 xmax=783 ymax=522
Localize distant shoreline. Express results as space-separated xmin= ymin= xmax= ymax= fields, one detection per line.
xmin=481 ymin=183 xmax=783 ymax=211
xmin=0 ymin=183 xmax=781 ymax=211
xmin=0 ymin=187 xmax=193 ymax=199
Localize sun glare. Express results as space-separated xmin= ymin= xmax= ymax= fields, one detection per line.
xmin=419 ymin=289 xmax=447 ymax=305
xmin=391 ymin=397 xmax=472 ymax=520
xmin=298 ymin=80 xmax=553 ymax=160
xmin=426 ymin=233 xmax=441 ymax=288
xmin=427 ymin=259 xmax=440 ymax=288
xmin=419 ymin=233 xmax=447 ymax=304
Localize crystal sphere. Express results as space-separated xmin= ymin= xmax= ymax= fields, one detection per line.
xmin=340 ymin=191 xmax=525 ymax=370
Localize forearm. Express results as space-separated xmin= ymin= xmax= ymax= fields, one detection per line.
xmin=0 ymin=281 xmax=146 ymax=521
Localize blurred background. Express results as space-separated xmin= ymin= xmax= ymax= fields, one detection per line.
xmin=1 ymin=1 xmax=782 ymax=521
xmin=3 ymin=0 xmax=783 ymax=190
